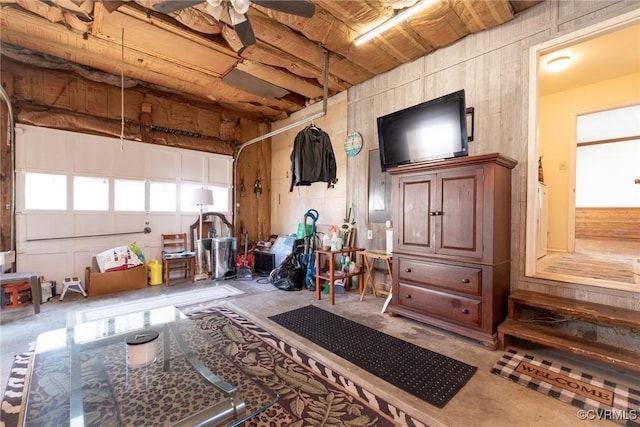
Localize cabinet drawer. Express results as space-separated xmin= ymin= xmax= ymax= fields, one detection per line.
xmin=397 ymin=283 xmax=482 ymax=327
xmin=398 ymin=258 xmax=481 ymax=295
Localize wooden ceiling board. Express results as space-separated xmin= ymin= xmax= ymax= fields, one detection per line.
xmin=1 ymin=11 xmax=202 ymax=91
xmin=1 ymin=0 xmax=545 ymax=122
xmin=240 ymin=43 xmax=349 ymax=93
xmin=169 ymin=6 xmax=223 ymax=34
xmin=246 ymin=12 xmax=370 ymax=86
xmin=115 ymin=4 xmax=226 ymax=45
xmin=240 ymin=44 xmax=323 ymax=80
xmin=235 ymin=59 xmax=324 ymax=99
xmin=94 ymin=8 xmax=237 ymax=76
xmin=0 ymin=9 xmax=302 ymax=118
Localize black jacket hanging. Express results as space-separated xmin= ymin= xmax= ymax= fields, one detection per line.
xmin=289 ymin=126 xmax=337 ymax=191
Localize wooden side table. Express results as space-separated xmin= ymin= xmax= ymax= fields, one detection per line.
xmin=315 ymin=247 xmax=364 ymax=305
xmin=359 ymin=250 xmax=392 ymax=301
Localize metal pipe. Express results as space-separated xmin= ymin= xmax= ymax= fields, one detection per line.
xmin=234 ymin=46 xmax=330 ymax=159
xmin=0 ymin=84 xmax=16 ymax=272
xmin=234 ymin=110 xmax=325 ymax=161
xmin=26 ymin=227 xmax=152 ymax=242
xmin=232 ymin=45 xmax=330 ymax=232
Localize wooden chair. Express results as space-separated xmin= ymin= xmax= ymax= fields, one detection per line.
xmin=161 ymin=233 xmax=195 ymax=286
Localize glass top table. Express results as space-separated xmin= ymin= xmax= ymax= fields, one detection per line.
xmin=23 ymin=306 xmax=278 ymax=426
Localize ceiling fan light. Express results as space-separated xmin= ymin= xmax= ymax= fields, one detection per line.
xmin=545 ymin=55 xmax=572 ymax=72
xmin=228 ymin=7 xmax=247 ymax=25
xmin=230 ymin=0 xmax=250 ymax=14
xmin=205 ymin=2 xmax=223 ymax=20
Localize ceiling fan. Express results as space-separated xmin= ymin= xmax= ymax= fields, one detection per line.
xmin=152 ymin=0 xmax=315 ymax=46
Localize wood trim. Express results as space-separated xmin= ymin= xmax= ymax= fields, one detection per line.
xmin=577 ymin=135 xmax=640 ymax=147
xmin=575 ymin=207 xmax=640 ymax=240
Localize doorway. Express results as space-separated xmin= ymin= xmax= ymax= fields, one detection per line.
xmin=525 ymin=12 xmax=640 ymax=291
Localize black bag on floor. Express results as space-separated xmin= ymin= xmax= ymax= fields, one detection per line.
xmin=269 ymin=253 xmax=306 ymax=291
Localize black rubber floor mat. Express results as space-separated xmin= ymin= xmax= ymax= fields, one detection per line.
xmin=269 ymin=305 xmax=477 ymax=408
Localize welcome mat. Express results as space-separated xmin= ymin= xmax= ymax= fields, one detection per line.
xmin=67 ymin=284 xmax=244 ymax=326
xmin=2 ymin=306 xmax=426 ymax=427
xmin=268 ymin=304 xmax=477 ymax=408
xmin=492 ymin=350 xmax=640 ymax=426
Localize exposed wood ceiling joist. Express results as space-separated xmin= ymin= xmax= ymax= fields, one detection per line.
xmin=0 ymin=0 xmax=544 ymax=122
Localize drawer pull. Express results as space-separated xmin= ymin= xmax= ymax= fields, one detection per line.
xmin=405 ymin=268 xmax=412 ymax=273
xmin=405 ymin=294 xmax=412 ymax=299
xmin=460 ymin=308 xmax=469 ymax=314
xmin=461 ymin=278 xmax=470 ymax=284
xmin=429 ymin=211 xmax=443 ymax=216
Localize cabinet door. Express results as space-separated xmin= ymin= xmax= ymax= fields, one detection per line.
xmin=435 ymin=166 xmax=484 ymax=259
xmin=396 ymin=174 xmax=435 ymax=254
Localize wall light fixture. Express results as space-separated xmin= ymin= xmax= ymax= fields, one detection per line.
xmin=545 ymin=55 xmax=572 ymax=72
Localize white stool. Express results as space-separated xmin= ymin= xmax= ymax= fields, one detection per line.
xmin=60 ymin=277 xmax=87 ymax=301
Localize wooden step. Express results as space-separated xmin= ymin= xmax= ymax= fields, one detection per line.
xmin=498 ymin=319 xmax=640 ymax=372
xmin=507 ymin=290 xmax=640 ymax=330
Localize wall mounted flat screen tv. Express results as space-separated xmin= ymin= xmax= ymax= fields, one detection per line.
xmin=376 ymin=89 xmax=468 ymax=171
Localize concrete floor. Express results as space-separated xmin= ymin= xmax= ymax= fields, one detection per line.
xmin=1 ymin=276 xmax=637 ymax=426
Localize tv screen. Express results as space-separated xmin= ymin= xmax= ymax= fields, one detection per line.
xmin=376 ymin=89 xmax=468 ymax=171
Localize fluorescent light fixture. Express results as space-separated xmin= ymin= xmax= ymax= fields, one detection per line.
xmin=354 ymin=0 xmax=433 ymax=46
xmin=545 ymin=55 xmax=572 ymax=72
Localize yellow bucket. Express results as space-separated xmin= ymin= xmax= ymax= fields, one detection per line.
xmin=148 ymin=259 xmax=163 ymax=286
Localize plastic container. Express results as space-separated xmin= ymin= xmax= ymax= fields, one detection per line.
xmin=147 ymin=259 xmax=163 ymax=286
xmin=126 ymin=329 xmax=159 ymax=368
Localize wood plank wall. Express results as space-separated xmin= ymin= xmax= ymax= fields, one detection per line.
xmin=575 ymin=208 xmax=640 ymax=240
xmin=343 ymin=1 xmax=640 ymax=311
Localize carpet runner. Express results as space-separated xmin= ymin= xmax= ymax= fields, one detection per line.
xmin=268 ymin=304 xmax=477 ymax=408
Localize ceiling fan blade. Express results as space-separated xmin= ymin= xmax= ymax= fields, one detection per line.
xmin=252 ymin=0 xmax=315 ymax=18
xmin=234 ymin=18 xmax=256 ymax=46
xmin=152 ymin=0 xmax=204 ymax=14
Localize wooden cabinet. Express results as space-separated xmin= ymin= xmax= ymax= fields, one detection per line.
xmin=388 ymin=153 xmax=517 ymax=349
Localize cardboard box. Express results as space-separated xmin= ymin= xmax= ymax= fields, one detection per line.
xmin=84 ymin=258 xmax=147 ymax=297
